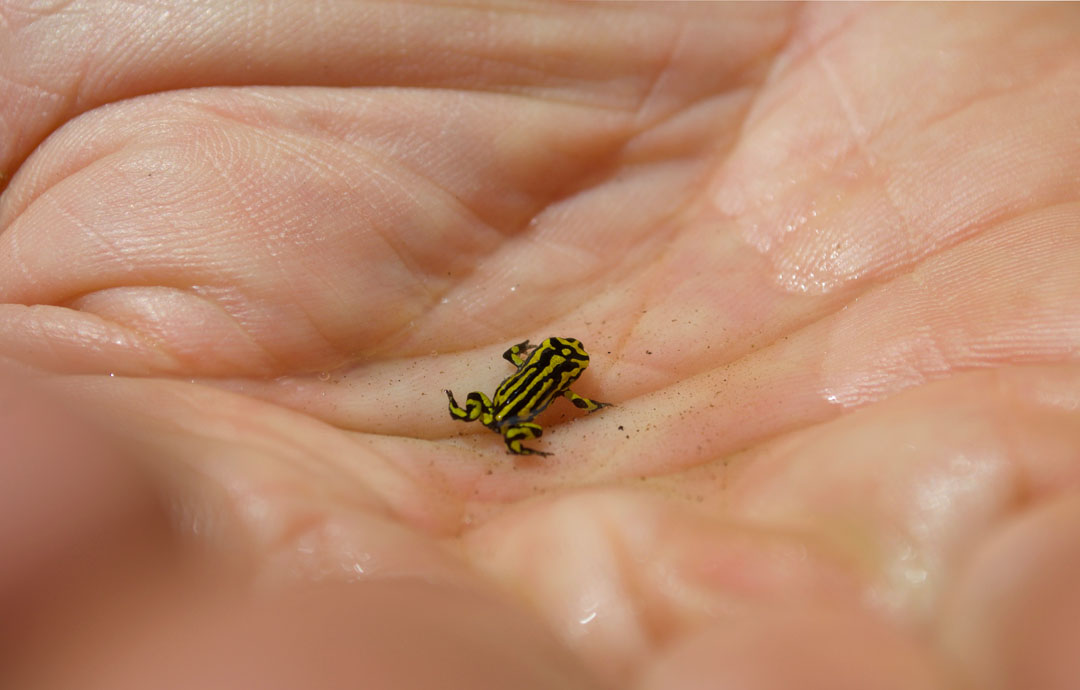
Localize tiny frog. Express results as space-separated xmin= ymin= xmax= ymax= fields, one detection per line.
xmin=445 ymin=337 xmax=610 ymax=456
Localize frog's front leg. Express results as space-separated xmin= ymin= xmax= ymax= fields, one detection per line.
xmin=502 ymin=422 xmax=550 ymax=456
xmin=502 ymin=340 xmax=532 ymax=368
xmin=445 ymin=390 xmax=495 ymax=426
xmin=563 ymin=390 xmax=610 ymax=413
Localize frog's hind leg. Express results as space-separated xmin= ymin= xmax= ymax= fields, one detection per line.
xmin=503 ymin=422 xmax=550 ymax=457
xmin=563 ymin=390 xmax=610 ymax=412
xmin=445 ymin=390 xmax=494 ymax=426
xmin=502 ymin=340 xmax=532 ymax=368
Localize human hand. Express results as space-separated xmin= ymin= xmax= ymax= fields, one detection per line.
xmin=2 ymin=3 xmax=1078 ymax=688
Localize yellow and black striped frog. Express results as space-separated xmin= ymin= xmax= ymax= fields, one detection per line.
xmin=445 ymin=337 xmax=610 ymax=456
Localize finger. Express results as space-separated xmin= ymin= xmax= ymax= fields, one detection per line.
xmin=0 ymin=366 xmax=176 ymax=669
xmin=939 ymin=494 xmax=1080 ymax=690
xmin=0 ymin=368 xmax=169 ymax=602
xmin=14 ymin=580 xmax=601 ymax=690
xmin=0 ymin=1 xmax=786 ymax=175
xmin=2 ymin=63 xmax=691 ymax=376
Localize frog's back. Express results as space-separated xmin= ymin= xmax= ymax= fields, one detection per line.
xmin=492 ymin=337 xmax=590 ymax=426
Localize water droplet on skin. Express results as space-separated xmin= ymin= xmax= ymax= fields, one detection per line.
xmin=904 ymin=568 xmax=928 ymax=585
xmin=440 ymin=297 xmax=449 ymax=305
xmin=509 ymin=285 xmax=518 ymax=292
xmin=318 ymin=371 xmax=330 ymax=382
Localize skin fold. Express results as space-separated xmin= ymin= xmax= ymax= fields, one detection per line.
xmin=2 ymin=2 xmax=1079 ymax=688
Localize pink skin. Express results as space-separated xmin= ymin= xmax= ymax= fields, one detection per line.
xmin=2 ymin=2 xmax=1080 ymax=688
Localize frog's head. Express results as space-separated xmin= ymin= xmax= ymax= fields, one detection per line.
xmin=547 ymin=336 xmax=589 ymax=369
